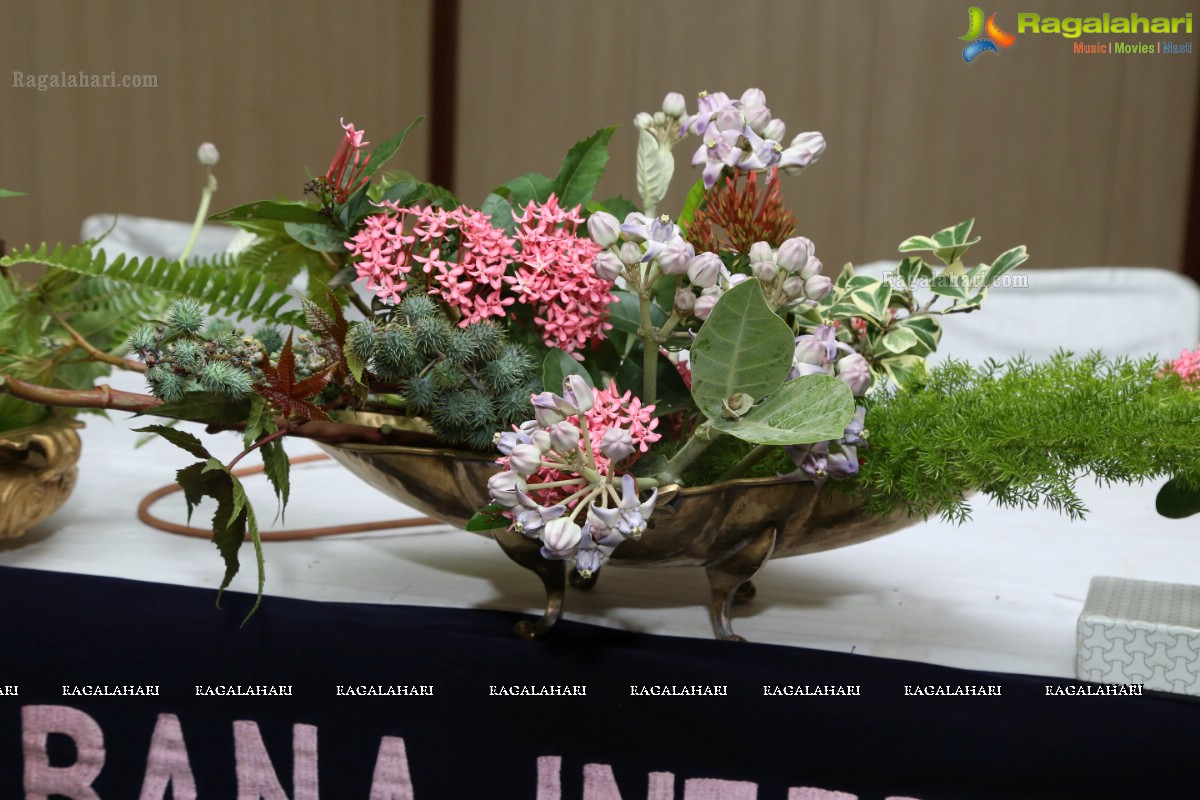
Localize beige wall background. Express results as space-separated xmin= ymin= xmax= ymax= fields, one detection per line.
xmin=2 ymin=0 xmax=1197 ymax=273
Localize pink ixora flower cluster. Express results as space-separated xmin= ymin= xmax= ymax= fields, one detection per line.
xmin=512 ymin=196 xmax=613 ymax=355
xmin=1165 ymin=345 xmax=1200 ymax=385
xmin=346 ymin=201 xmax=518 ymax=323
xmin=347 ymin=194 xmax=615 ymax=355
xmin=490 ymin=377 xmax=661 ymax=576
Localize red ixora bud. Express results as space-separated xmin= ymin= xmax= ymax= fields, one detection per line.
xmin=325 ymin=119 xmax=372 ymax=205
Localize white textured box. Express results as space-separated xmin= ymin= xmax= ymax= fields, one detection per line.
xmin=1077 ymin=576 xmax=1200 ymax=696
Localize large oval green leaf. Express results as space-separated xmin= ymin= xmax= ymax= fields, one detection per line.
xmin=689 ymin=279 xmax=795 ymax=421
xmin=709 ymin=374 xmax=855 ymax=445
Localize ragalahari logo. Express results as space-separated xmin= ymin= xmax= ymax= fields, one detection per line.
xmin=960 ymin=7 xmax=1017 ymax=62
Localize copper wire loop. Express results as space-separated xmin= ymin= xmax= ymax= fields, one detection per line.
xmin=136 ymin=453 xmax=439 ymax=541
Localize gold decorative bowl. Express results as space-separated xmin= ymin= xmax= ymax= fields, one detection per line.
xmin=0 ymin=414 xmax=83 ymax=538
xmin=320 ymin=412 xmax=918 ymax=641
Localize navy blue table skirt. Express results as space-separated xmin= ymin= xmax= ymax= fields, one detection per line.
xmin=1 ymin=565 xmax=1195 ymax=799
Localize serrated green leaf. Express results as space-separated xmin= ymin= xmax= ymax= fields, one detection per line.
xmin=284 ymin=222 xmax=348 ymax=253
xmin=1156 ymin=477 xmax=1200 ymax=519
xmin=467 ymin=502 xmax=509 ymax=532
xmin=709 ymin=374 xmax=855 ymax=445
xmin=260 ymin=438 xmax=290 ymax=520
xmin=689 ymin=279 xmax=795 ymax=421
xmin=553 ymin=126 xmax=616 ymax=210
xmin=542 ymin=348 xmax=593 ymax=395
xmin=241 ymin=395 xmax=276 ymax=451
xmin=363 ymin=115 xmax=425 ymax=178
xmin=133 ymin=424 xmax=213 ymax=459
xmin=211 ymin=201 xmax=326 ymax=225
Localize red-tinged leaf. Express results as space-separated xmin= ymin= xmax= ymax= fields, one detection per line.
xmin=303 ymin=292 xmax=354 ymax=387
xmin=255 ymin=330 xmax=333 ymax=421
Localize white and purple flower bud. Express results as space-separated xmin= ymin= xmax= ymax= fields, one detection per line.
xmin=531 ymin=392 xmax=568 ymax=426
xmin=740 ymin=87 xmax=767 ymax=109
xmin=776 ymin=237 xmax=813 ymax=273
xmin=780 ymin=131 xmax=827 ymax=175
xmin=530 ymin=429 xmax=553 ymax=453
xmin=747 ymin=241 xmax=775 ymax=269
xmin=800 ymin=255 xmax=823 ymax=280
xmin=782 ymin=276 xmax=807 ymax=299
xmin=761 ymin=118 xmax=786 ymax=143
xmin=804 ymin=274 xmax=833 ymax=301
xmin=662 ymin=92 xmax=686 ymax=119
xmin=837 ymin=354 xmax=872 ymax=396
xmin=512 ymin=495 xmax=566 ymax=538
xmin=619 ymin=241 xmax=644 ymax=267
xmin=496 ymin=430 xmax=527 ymax=456
xmin=752 ymin=259 xmax=780 ymax=283
xmin=842 ymin=406 xmax=867 ymax=446
xmin=794 ymin=335 xmax=828 ymax=368
xmin=541 ymin=518 xmax=583 ymax=558
xmin=744 ymin=105 xmax=772 ymax=135
xmin=694 ymin=286 xmax=724 ymax=320
xmin=674 ymin=288 xmax=696 ymax=314
xmin=587 ymin=211 xmax=621 ymax=248
xmin=593 ymin=250 xmax=624 ymax=281
xmin=197 ymin=142 xmax=220 ymax=167
xmin=633 ymin=111 xmax=653 ymax=130
xmin=575 ymin=542 xmax=606 ymax=578
xmin=657 ymin=240 xmax=695 ymax=275
xmin=826 ymin=445 xmax=860 ymax=480
xmin=562 ymin=374 xmax=595 ymax=414
xmin=487 ymin=470 xmax=525 ymax=507
xmin=508 ymin=444 xmax=543 ymax=476
xmin=686 ymin=252 xmax=724 ymax=288
xmin=548 ymin=421 xmax=580 ymax=453
xmin=620 ymin=212 xmax=650 ymax=242
xmin=714 ymin=106 xmax=744 ymax=133
xmin=600 ymin=428 xmax=636 ymax=462
xmin=727 ymin=273 xmax=749 ymax=287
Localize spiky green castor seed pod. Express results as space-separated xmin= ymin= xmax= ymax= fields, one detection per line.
xmin=398 ymin=293 xmax=439 ymax=321
xmin=128 ymin=323 xmax=159 ymax=353
xmin=460 ymin=389 xmax=497 ymax=430
xmin=497 ymin=385 xmax=536 ymax=424
xmin=465 ymin=322 xmax=504 ymax=360
xmin=403 ymin=375 xmax=437 ymax=413
xmin=466 ymin=425 xmax=502 ymax=451
xmin=442 ymin=328 xmax=478 ymax=366
xmin=497 ymin=343 xmax=533 ymax=375
xmin=169 ymin=339 xmax=205 ymax=372
xmin=430 ymin=359 xmax=467 ymax=391
xmin=482 ymin=355 xmax=525 ymax=391
xmin=205 ymin=318 xmax=234 ymax=338
xmin=167 ymin=299 xmax=206 ymax=335
xmin=432 ymin=390 xmax=472 ymax=429
xmin=346 ymin=321 xmax=378 ymax=365
xmin=210 ymin=330 xmax=241 ymax=351
xmin=253 ymin=325 xmax=284 ymax=355
xmin=199 ymin=361 xmax=253 ymax=398
xmin=412 ymin=315 xmax=451 ymax=357
xmin=375 ymin=327 xmax=419 ymax=381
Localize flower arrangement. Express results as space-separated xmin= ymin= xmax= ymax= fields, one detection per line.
xmin=1 ymin=89 xmax=1198 ymax=617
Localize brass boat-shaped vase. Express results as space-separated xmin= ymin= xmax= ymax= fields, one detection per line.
xmin=320 ymin=413 xmax=918 ymax=641
xmin=0 ymin=414 xmax=83 ymax=539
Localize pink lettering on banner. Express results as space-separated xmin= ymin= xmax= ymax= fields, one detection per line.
xmin=233 ymin=721 xmax=318 ymax=800
xmin=21 ymin=705 xmax=104 ymax=800
xmin=140 ymin=713 xmax=197 ymax=800
xmin=788 ymin=790 xmax=856 ymax=800
xmin=682 ymin=778 xmax=759 ymax=799
xmin=368 ymin=736 xmax=416 ymax=800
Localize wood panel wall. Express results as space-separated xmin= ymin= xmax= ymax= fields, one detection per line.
xmin=2 ymin=0 xmax=1196 ymax=274
xmin=454 ymin=0 xmax=1199 ymax=271
xmin=1 ymin=0 xmax=433 ymax=252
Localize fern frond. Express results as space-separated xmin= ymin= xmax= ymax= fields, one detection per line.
xmin=0 ymin=243 xmax=303 ymax=327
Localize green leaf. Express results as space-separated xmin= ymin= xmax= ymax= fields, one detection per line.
xmin=893 ymin=316 xmax=942 ymax=355
xmin=614 ymin=345 xmax=692 ymax=417
xmin=929 ymin=272 xmax=971 ymax=300
xmin=260 ymin=438 xmax=290 ymax=519
xmin=338 ymin=181 xmax=373 ymax=228
xmin=896 ymin=256 xmax=932 ymax=289
xmin=498 ymin=173 xmax=555 ymax=208
xmin=882 ymin=354 xmax=927 ymax=390
xmin=377 ymin=179 xmax=424 ymax=206
xmin=1156 ymin=477 xmax=1200 ymax=519
xmin=709 ymin=374 xmax=855 ymax=445
xmin=899 ymin=220 xmax=981 ymax=264
xmin=553 ymin=126 xmax=616 ymax=210
xmin=241 ymin=396 xmax=276 ymax=451
xmin=848 ymin=280 xmax=892 ymax=322
xmin=480 ymin=193 xmax=517 ymax=236
xmin=363 ymin=115 xmax=426 ymax=178
xmin=284 ymin=222 xmax=348 ymax=253
xmin=881 ymin=327 xmax=920 ymax=354
xmin=607 ymin=291 xmax=667 ymax=337
xmin=542 ymin=348 xmax=593 ymax=394
xmin=149 ymin=394 xmax=253 ymax=425
xmin=467 ymin=503 xmax=509 ymax=532
xmin=133 ymin=424 xmax=213 ymax=460
xmin=689 ymin=279 xmax=795 ymax=421
xmin=982 ymin=245 xmax=1029 ymax=286
xmin=0 ymin=188 xmax=25 ymax=198
xmin=677 ymin=178 xmax=707 ymax=234
xmin=898 ymin=235 xmax=940 ymax=253
xmin=595 ymin=194 xmax=638 ymax=221
xmin=210 ymin=201 xmax=327 ymax=226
